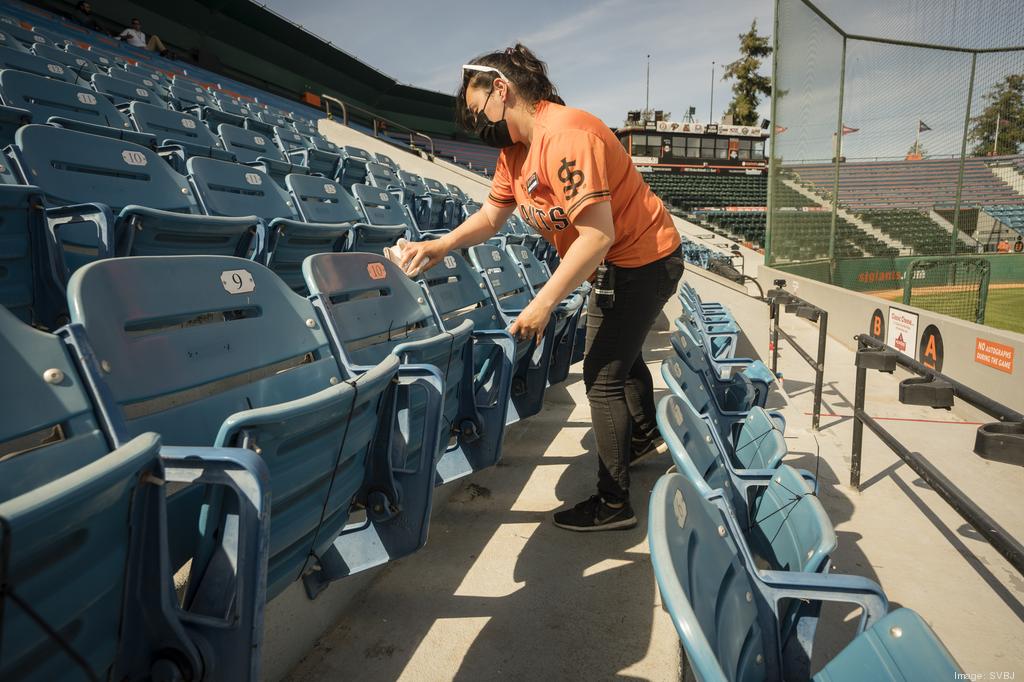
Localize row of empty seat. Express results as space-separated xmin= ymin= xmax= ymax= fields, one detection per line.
xmin=647 ymin=281 xmax=963 ymax=680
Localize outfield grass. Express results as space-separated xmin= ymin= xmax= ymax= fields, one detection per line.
xmin=908 ymin=287 xmax=1024 ymax=334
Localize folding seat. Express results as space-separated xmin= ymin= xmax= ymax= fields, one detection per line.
xmin=91 ymin=72 xmax=167 ymax=108
xmin=65 ymin=255 xmax=444 ymax=601
xmin=0 ymin=69 xmax=154 ymax=146
xmin=306 ymin=251 xmax=514 ymax=487
xmin=397 ymin=169 xmax=431 ymax=228
xmin=31 ymin=42 xmax=99 ymax=80
xmin=467 ymin=242 xmax=557 ymax=421
xmin=282 ymin=128 xmax=341 ymax=177
xmin=123 ymin=62 xmax=169 ymax=85
xmin=64 ymin=43 xmax=119 ymax=70
xmin=349 ymin=183 xmax=414 ymax=250
xmin=250 ymin=108 xmax=287 ymax=134
xmin=9 ymin=124 xmax=261 ymax=278
xmin=648 ymin=472 xmax=960 ymax=681
xmin=488 ymin=214 xmax=526 ymax=247
xmin=366 ymin=160 xmax=404 ymax=194
xmin=0 ymin=21 xmax=48 ymax=49
xmin=445 ymin=182 xmax=470 ymax=222
xmin=674 ymin=316 xmax=776 ymax=391
xmin=218 ymin=122 xmax=309 ymax=187
xmin=375 ymin=150 xmax=398 ymax=169
xmin=421 ymin=176 xmax=455 ymax=231
xmin=0 ymin=304 xmax=271 ymax=682
xmin=504 ymin=242 xmax=585 ymax=384
xmin=107 ymin=65 xmax=170 ymax=99
xmin=336 ymin=144 xmax=373 ymax=190
xmin=129 ymin=100 xmax=235 ymax=172
xmin=0 ymin=183 xmax=67 ymax=328
xmin=187 ymin=157 xmax=352 ymax=289
xmin=0 ymin=28 xmax=29 ymax=53
xmin=291 ymin=117 xmax=318 ymax=138
xmin=169 ymin=83 xmax=214 ymax=112
xmin=0 ymin=45 xmax=82 ymax=85
xmin=200 ymin=96 xmax=253 ymax=130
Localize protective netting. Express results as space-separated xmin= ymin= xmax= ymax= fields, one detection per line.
xmin=767 ymin=0 xmax=1024 ymax=332
xmin=903 ymin=257 xmax=991 ymax=324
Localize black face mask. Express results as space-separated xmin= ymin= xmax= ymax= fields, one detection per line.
xmin=475 ymin=100 xmax=514 ymax=149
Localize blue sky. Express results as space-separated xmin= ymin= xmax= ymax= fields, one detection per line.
xmin=259 ymin=0 xmax=774 ymax=128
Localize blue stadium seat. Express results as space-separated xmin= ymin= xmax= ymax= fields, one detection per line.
xmin=66 ymin=255 xmax=444 ymax=602
xmin=129 ymin=100 xmax=236 ymax=172
xmin=202 ymin=96 xmax=252 ymax=130
xmin=0 ymin=183 xmax=66 ymax=327
xmin=64 ymin=43 xmax=120 ymax=70
xmin=397 ymin=169 xmax=430 ymax=227
xmin=419 ymin=248 xmax=517 ymax=421
xmin=187 ymin=157 xmax=351 ymax=290
xmin=218 ymin=122 xmax=308 ymax=187
xmin=0 ymin=69 xmax=155 ymax=146
xmin=305 ymin=251 xmax=513 ymax=485
xmin=336 ymin=145 xmax=373 ymax=190
xmin=648 ymin=472 xmax=957 ymax=681
xmin=287 ymin=130 xmax=341 ymax=176
xmin=374 ymin=151 xmax=397 ymax=169
xmin=422 ymin=176 xmax=454 ymax=231
xmin=0 ymin=44 xmax=79 ymax=84
xmin=169 ymin=83 xmax=213 ymax=111
xmin=672 ymin=324 xmax=774 ymax=407
xmin=31 ymin=42 xmax=98 ymax=80
xmin=108 ymin=65 xmax=170 ymax=98
xmin=504 ymin=243 xmax=585 ymax=384
xmin=9 ymin=124 xmax=260 ymax=278
xmin=0 ymin=304 xmax=271 ymax=681
xmin=0 ymin=28 xmax=29 ymax=53
xmin=467 ymin=243 xmax=556 ymax=421
xmin=0 ymin=21 xmax=48 ymax=49
xmin=350 ymin=183 xmax=413 ymax=251
xmin=91 ymin=72 xmax=168 ymax=108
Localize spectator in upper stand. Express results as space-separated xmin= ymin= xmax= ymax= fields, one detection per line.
xmin=118 ymin=18 xmax=169 ymax=57
xmin=70 ymin=1 xmax=104 ymax=33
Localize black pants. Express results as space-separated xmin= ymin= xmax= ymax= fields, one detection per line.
xmin=583 ymin=247 xmax=684 ymax=504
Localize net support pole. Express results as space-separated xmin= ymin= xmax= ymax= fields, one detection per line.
xmin=951 ymin=52 xmax=977 ymax=256
xmin=764 ymin=0 xmax=782 ymax=267
xmin=827 ymin=36 xmax=847 ymax=279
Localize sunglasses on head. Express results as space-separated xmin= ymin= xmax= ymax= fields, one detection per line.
xmin=462 ymin=64 xmax=511 ymax=127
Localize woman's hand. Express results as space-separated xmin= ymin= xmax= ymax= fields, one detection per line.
xmin=509 ymin=296 xmax=555 ymax=346
xmin=399 ymin=237 xmax=450 ymax=277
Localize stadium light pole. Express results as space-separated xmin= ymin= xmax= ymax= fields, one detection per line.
xmin=709 ymin=60 xmax=715 ymax=123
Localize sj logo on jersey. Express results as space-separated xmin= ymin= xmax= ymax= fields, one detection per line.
xmin=519 ymin=204 xmax=570 ymax=232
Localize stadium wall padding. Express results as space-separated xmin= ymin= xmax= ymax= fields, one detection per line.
xmin=760 ymin=265 xmax=1024 ymax=413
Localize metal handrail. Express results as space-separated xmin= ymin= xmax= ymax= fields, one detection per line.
xmin=767 ymin=282 xmax=828 ymax=430
xmin=320 ymin=93 xmax=435 ymax=158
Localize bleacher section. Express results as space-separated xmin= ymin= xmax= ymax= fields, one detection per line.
xmin=986 ymin=205 xmax=1024 ymax=235
xmin=860 ymin=208 xmax=956 ymax=255
xmin=650 ymin=282 xmax=963 ymax=680
xmin=0 ymin=2 xmax=584 ymax=678
xmin=790 ymin=156 xmax=1024 ymax=212
xmin=643 ymin=171 xmax=769 ymax=210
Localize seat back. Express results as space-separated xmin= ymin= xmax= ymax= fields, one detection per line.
xmin=11 ymin=124 xmax=195 ymax=212
xmin=187 ymin=156 xmax=294 ymax=220
xmin=337 ymin=145 xmax=372 ymax=189
xmin=216 ymin=97 xmax=251 ymax=119
xmin=422 ymin=251 xmax=502 ymax=334
xmin=274 ymin=125 xmax=305 ymax=154
xmin=671 ymin=330 xmax=756 ymax=413
xmin=66 ymin=255 xmax=361 ymax=598
xmin=648 ymin=472 xmax=767 ymax=682
xmin=352 ymin=183 xmax=412 ymax=227
xmin=366 ymin=161 xmax=401 ymax=189
xmin=309 ymin=133 xmax=339 ymax=154
xmin=422 ymin=176 xmax=451 ymax=229
xmin=129 ymin=100 xmax=222 ymax=148
xmin=656 ymin=394 xmax=731 ymax=495
xmin=0 ymin=69 xmax=132 ymax=131
xmin=0 ymin=305 xmax=154 ymax=681
xmin=31 ymin=43 xmax=97 ymax=76
xmin=66 ymin=44 xmax=118 ymax=69
xmin=287 ymin=174 xmax=364 ymax=224
xmin=92 ymin=72 xmax=166 ymax=108
xmin=0 ymin=45 xmax=76 ymax=83
xmin=258 ymin=110 xmax=288 ymax=130
xmin=734 ymin=407 xmax=786 ymax=469
xmin=399 ymin=169 xmax=427 ymax=197
xmin=467 ymin=243 xmax=533 ymax=311
xmin=374 ymin=151 xmax=397 ymax=169
xmin=170 ymin=84 xmax=211 ymax=110
xmin=108 ymin=67 xmax=166 ymax=94
xmin=0 ymin=185 xmax=58 ymax=327
xmin=0 ymin=28 xmax=29 ymax=53
xmin=0 ymin=21 xmax=46 ymax=48
xmin=218 ymin=123 xmax=285 ymax=164
xmin=749 ymin=465 xmax=835 ymax=573
xmin=506 ymin=243 xmax=551 ymax=291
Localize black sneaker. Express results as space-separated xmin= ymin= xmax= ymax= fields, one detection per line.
xmin=630 ymin=437 xmax=669 ymax=467
xmin=552 ymin=495 xmax=637 ymax=532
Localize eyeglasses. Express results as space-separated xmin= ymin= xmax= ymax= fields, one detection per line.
xmin=462 ymin=64 xmax=510 ymax=128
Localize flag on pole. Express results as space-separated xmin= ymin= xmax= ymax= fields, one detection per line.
xmin=918 ymin=120 xmax=932 ymax=132
xmin=841 ymin=124 xmax=859 ymax=135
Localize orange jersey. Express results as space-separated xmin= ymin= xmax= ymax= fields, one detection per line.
xmin=486 ymin=100 xmax=679 ymax=268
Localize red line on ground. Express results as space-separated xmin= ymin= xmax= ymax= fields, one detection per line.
xmin=807 ymin=412 xmax=985 ymax=426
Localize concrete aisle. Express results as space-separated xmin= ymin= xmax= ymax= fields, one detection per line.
xmin=286 ymin=301 xmax=686 ymax=681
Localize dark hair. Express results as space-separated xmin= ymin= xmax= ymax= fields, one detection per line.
xmin=456 ymin=43 xmax=564 ymax=131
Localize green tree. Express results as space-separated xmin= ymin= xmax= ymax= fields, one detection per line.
xmin=721 ymin=20 xmax=772 ymax=126
xmin=907 ymin=142 xmax=929 ymax=158
xmin=968 ymin=74 xmax=1024 ymax=157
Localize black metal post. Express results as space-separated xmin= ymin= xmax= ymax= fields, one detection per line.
xmin=811 ymin=310 xmax=828 ymax=430
xmin=770 ymin=300 xmax=780 ymax=373
xmin=850 ymin=360 xmax=866 ymax=489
